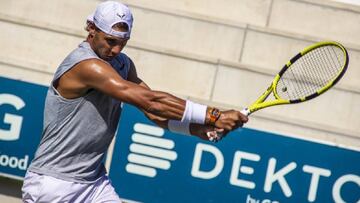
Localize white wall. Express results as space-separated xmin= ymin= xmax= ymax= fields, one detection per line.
xmin=0 ymin=0 xmax=359 ymax=201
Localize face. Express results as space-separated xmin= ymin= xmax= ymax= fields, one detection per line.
xmin=89 ymin=27 xmax=129 ymax=61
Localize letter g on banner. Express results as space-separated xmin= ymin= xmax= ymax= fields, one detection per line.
xmin=0 ymin=93 xmax=25 ymax=141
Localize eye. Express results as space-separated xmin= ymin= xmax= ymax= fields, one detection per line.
xmin=106 ymin=39 xmax=117 ymax=46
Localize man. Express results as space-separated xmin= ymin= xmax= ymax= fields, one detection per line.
xmin=22 ymin=1 xmax=248 ymax=202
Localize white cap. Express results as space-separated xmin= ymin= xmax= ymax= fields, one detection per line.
xmin=87 ymin=1 xmax=133 ymax=39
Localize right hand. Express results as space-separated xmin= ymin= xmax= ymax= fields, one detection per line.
xmin=214 ymin=110 xmax=248 ymax=131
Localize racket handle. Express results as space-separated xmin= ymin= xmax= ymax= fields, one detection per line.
xmin=240 ymin=108 xmax=250 ymax=116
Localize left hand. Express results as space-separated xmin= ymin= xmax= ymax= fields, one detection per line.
xmin=190 ymin=124 xmax=228 ymax=142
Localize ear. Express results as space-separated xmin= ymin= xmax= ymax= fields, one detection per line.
xmin=86 ymin=22 xmax=97 ymax=37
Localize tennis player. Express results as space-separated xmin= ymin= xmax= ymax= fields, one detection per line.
xmin=21 ymin=1 xmax=248 ymax=202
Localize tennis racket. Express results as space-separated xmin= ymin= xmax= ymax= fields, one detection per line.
xmin=208 ymin=41 xmax=349 ymax=142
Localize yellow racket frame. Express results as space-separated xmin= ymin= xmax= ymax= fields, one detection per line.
xmin=246 ymin=41 xmax=349 ymax=115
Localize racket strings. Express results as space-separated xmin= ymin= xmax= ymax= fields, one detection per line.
xmin=277 ymin=45 xmax=344 ymax=100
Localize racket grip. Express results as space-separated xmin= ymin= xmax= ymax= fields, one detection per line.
xmin=240 ymin=108 xmax=250 ymax=116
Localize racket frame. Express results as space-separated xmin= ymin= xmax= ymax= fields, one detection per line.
xmin=246 ymin=41 xmax=349 ymax=115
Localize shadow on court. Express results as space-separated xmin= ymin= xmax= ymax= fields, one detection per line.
xmin=0 ymin=176 xmax=22 ymax=198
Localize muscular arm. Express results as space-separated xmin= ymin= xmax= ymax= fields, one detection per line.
xmin=57 ymin=57 xmax=247 ymax=132
xmin=57 ymin=58 xmax=185 ymax=121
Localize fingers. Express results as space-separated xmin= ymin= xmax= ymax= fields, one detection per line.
xmin=204 ymin=108 xmax=249 ymax=143
xmin=233 ymin=110 xmax=248 ymax=125
xmin=215 ymin=110 xmax=249 ymax=131
xmin=235 ymin=111 xmax=248 ymax=128
xmin=206 ymin=128 xmax=229 ymax=143
xmin=206 ymin=130 xmax=223 ymax=143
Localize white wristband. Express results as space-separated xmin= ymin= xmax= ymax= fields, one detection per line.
xmin=168 ymin=120 xmax=190 ymax=135
xmin=181 ymin=100 xmax=207 ymax=124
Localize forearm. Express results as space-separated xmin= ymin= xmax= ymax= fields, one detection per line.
xmin=131 ymin=79 xmax=215 ymax=127
xmin=107 ymin=80 xmax=186 ymax=121
xmin=141 ymin=109 xmax=169 ymax=129
xmin=144 ymin=90 xmax=186 ymax=121
xmin=144 ymin=111 xmax=212 ymax=140
xmin=145 ymin=92 xmax=218 ymax=125
xmin=123 ymin=85 xmax=212 ymax=125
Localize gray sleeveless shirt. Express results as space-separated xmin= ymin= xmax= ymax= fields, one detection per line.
xmin=28 ymin=42 xmax=130 ymax=183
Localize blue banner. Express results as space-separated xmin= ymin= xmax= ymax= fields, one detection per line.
xmin=109 ymin=104 xmax=360 ymax=203
xmin=0 ymin=77 xmax=47 ymax=179
xmin=0 ymin=77 xmax=359 ymax=202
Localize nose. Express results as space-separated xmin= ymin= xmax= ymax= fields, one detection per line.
xmin=111 ymin=45 xmax=123 ymax=55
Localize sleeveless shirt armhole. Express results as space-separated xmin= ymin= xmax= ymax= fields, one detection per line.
xmin=50 ymin=57 xmax=103 ymax=102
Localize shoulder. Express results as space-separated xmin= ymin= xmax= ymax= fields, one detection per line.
xmin=77 ymin=58 xmax=108 ymax=69
xmin=73 ymin=58 xmax=116 ymax=77
xmin=118 ymin=52 xmax=131 ymax=60
xmin=115 ymin=53 xmax=135 ymax=67
xmin=110 ymin=53 xmax=136 ymax=79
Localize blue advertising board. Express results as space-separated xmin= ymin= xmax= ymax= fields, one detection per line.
xmin=0 ymin=77 xmax=47 ymax=179
xmin=0 ymin=77 xmax=359 ymax=202
xmin=109 ymin=104 xmax=360 ymax=203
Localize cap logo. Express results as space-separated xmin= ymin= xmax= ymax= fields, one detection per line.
xmin=117 ymin=13 xmax=126 ymax=19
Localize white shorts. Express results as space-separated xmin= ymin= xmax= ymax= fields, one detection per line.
xmin=22 ymin=171 xmax=122 ymax=203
